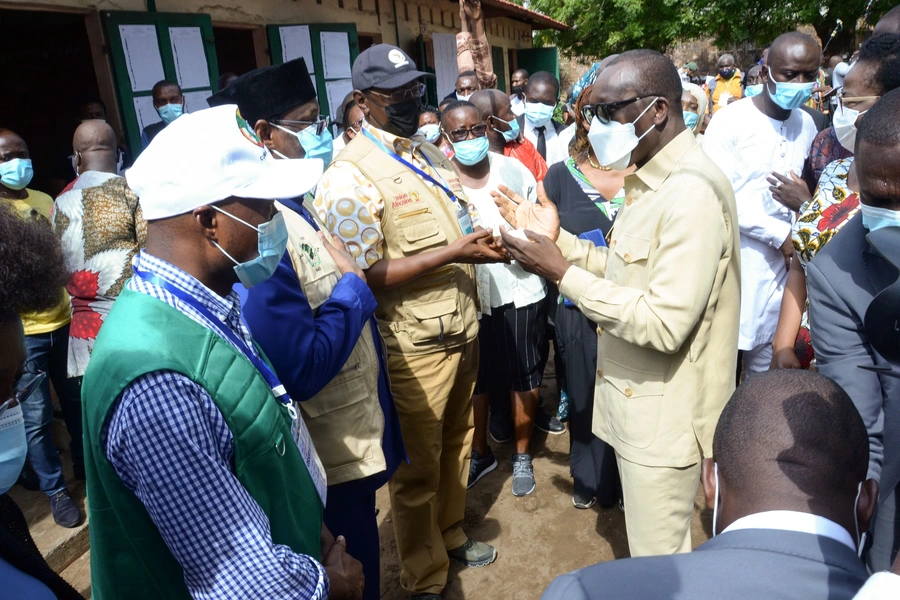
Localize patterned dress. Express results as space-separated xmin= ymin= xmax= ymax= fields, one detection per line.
xmin=791 ymin=158 xmax=859 ymax=367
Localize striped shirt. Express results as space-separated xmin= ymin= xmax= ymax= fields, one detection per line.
xmin=102 ymin=250 xmax=328 ymax=599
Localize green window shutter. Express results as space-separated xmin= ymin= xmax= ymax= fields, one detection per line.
xmin=103 ymin=11 xmax=219 ymax=158
xmin=516 ymin=47 xmax=559 ymax=81
xmin=267 ymin=24 xmax=359 ymax=121
xmin=491 ymin=46 xmax=507 ymax=93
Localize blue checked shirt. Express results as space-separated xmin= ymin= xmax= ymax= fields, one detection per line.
xmin=102 ymin=250 xmax=329 ymax=599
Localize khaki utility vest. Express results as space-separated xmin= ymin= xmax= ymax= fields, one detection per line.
xmin=335 ymin=134 xmax=479 ymax=356
xmin=278 ymin=199 xmax=386 ymax=486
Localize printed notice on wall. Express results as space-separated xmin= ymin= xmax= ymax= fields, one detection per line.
xmin=280 ymin=25 xmax=315 ymax=72
xmin=325 ymin=79 xmax=354 ymax=120
xmin=184 ymin=89 xmax=213 ymax=113
xmin=432 ymin=33 xmax=458 ymax=100
xmin=119 ymin=25 xmax=166 ymax=92
xmin=169 ymin=27 xmax=210 ymax=90
xmin=320 ymin=31 xmax=352 ymax=79
xmin=133 ymin=96 xmax=162 ymax=132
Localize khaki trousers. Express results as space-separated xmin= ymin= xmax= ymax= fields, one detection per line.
xmin=616 ymin=452 xmax=701 ymax=557
xmin=388 ymin=340 xmax=478 ymax=594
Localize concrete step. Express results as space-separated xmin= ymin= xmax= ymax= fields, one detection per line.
xmin=60 ymin=548 xmax=92 ymax=598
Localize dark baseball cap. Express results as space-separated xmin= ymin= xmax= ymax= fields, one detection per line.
xmin=352 ymin=44 xmax=434 ymax=91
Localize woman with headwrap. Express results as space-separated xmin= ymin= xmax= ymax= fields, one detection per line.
xmin=682 ymin=82 xmax=709 ymax=136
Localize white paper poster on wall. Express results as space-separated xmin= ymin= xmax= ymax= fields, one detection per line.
xmin=432 ymin=33 xmax=458 ymax=100
xmin=119 ymin=25 xmax=166 ymax=93
xmin=320 ymin=31 xmax=352 ymax=80
xmin=133 ymin=96 xmax=162 ymax=132
xmin=183 ymin=89 xmax=213 ymax=113
xmin=280 ymin=25 xmax=315 ymax=72
xmin=325 ymin=79 xmax=354 ymax=121
xmin=169 ymin=27 xmax=210 ymax=89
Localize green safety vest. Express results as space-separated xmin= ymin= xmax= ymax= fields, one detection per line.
xmin=82 ymin=287 xmax=323 ymax=599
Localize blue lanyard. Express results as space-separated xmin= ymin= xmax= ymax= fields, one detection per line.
xmin=133 ymin=266 xmax=297 ymax=420
xmin=361 ymin=128 xmax=460 ymax=203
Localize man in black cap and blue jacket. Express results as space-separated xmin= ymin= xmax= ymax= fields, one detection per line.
xmin=208 ymin=57 xmax=406 ymax=600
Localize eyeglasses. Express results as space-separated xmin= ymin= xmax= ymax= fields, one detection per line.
xmin=346 ymin=117 xmax=364 ymax=133
xmin=271 ymin=116 xmax=331 ymax=136
xmin=366 ymin=83 xmax=427 ymax=104
xmin=444 ymin=124 xmax=487 ymax=143
xmin=837 ymin=90 xmax=880 ymax=111
xmin=0 ymin=371 xmax=46 ymax=418
xmin=581 ymin=95 xmax=662 ymax=124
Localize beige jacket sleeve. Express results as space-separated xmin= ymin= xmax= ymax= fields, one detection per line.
xmin=557 ymin=186 xmax=730 ymax=354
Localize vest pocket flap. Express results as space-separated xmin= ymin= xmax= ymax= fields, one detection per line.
xmin=302 ymin=365 xmax=367 ymax=418
xmin=408 ymin=297 xmax=458 ymax=319
xmin=613 ymin=234 xmax=652 ymax=263
xmin=399 ymin=221 xmax=446 ymax=252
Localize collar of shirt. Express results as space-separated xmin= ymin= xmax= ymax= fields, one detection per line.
xmin=722 ymin=510 xmax=856 ymax=552
xmin=361 ymin=119 xmax=425 ymax=157
xmin=524 ymin=117 xmax=557 ymax=140
xmin=627 ymin=128 xmax=697 ymax=193
xmin=72 ymin=170 xmax=120 ymax=191
xmin=129 ymin=250 xmax=247 ymax=344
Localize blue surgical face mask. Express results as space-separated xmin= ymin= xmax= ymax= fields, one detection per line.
xmin=683 ymin=111 xmax=700 ymax=129
xmin=272 ymin=123 xmax=334 ymax=164
xmin=765 ymin=67 xmax=815 ymax=110
xmin=492 ymin=115 xmax=521 ymax=143
xmin=212 ymin=208 xmax=288 ymax=288
xmin=417 ymin=123 xmax=441 ymax=144
xmin=0 ymin=158 xmax=34 ymax=191
xmin=451 ymin=135 xmax=490 ymax=166
xmin=157 ymin=103 xmax=184 ymax=125
xmin=0 ymin=404 xmax=27 ymax=495
xmin=860 ymin=203 xmax=900 ymax=232
xmin=524 ymin=101 xmax=555 ymax=127
xmin=744 ymin=83 xmax=764 ymax=98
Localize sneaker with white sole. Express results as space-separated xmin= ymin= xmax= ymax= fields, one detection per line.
xmin=511 ymin=453 xmax=535 ymax=496
xmin=447 ymin=539 xmax=498 ymax=567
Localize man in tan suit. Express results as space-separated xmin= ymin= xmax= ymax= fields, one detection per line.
xmin=497 ymin=49 xmax=740 ymax=557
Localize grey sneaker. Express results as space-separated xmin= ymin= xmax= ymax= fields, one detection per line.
xmin=447 ymin=539 xmax=498 ymax=567
xmin=511 ymin=453 xmax=535 ymax=497
xmin=468 ymin=449 xmax=498 ymax=489
xmin=535 ymin=409 xmax=566 ymax=435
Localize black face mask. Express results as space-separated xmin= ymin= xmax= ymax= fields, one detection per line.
xmin=511 ymin=85 xmax=524 ymax=96
xmin=719 ymin=68 xmax=735 ymax=79
xmin=384 ymin=97 xmax=423 ymax=138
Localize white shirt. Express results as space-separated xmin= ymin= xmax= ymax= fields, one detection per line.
xmin=852 ymin=572 xmax=900 ymax=600
xmin=723 ymin=510 xmax=856 ymax=552
xmin=523 ymin=117 xmax=571 ymax=166
xmin=703 ymin=98 xmax=817 ymax=350
xmin=510 ymin=94 xmax=525 ymax=116
xmin=463 ymin=153 xmax=547 ymax=314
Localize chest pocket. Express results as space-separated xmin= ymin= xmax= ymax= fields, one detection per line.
xmin=395 ymin=207 xmax=449 ymax=254
xmin=610 ymin=234 xmax=653 ymax=290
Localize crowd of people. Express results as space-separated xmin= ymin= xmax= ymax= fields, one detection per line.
xmin=2 ymin=0 xmax=900 ymax=598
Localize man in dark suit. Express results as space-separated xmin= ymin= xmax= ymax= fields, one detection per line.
xmin=516 ymin=71 xmax=568 ymax=164
xmin=542 ymin=369 xmax=878 ymax=600
xmin=808 ymin=87 xmax=900 ymax=572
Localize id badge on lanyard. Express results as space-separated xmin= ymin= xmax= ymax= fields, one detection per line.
xmin=456 ymin=202 xmax=474 ymax=235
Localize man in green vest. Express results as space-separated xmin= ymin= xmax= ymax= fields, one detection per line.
xmin=314 ymin=44 xmax=505 ymax=599
xmin=81 ymin=104 xmax=363 ymax=599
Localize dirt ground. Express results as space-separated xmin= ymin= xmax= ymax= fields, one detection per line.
xmin=374 ymin=356 xmax=714 ymax=600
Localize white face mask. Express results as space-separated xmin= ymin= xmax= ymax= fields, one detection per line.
xmin=833 ymin=105 xmax=867 ymax=153
xmin=587 ymin=97 xmax=658 ymax=171
xmin=853 ymin=481 xmax=865 ymax=556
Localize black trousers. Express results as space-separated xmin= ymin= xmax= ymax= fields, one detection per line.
xmin=555 ymin=302 xmax=621 ymax=506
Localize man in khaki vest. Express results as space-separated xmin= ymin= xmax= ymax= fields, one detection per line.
xmin=314 ymin=44 xmax=505 ymax=599
xmin=207 ymin=58 xmax=406 ymax=600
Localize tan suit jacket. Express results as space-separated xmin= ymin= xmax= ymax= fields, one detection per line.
xmin=557 ymin=130 xmax=740 ymax=467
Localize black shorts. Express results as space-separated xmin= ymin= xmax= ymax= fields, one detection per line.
xmin=474 ymin=299 xmax=547 ymax=394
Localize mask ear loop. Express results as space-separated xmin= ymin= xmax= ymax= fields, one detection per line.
xmin=854 ymin=481 xmax=867 ymax=557
xmin=712 ymin=462 xmax=720 ymax=537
